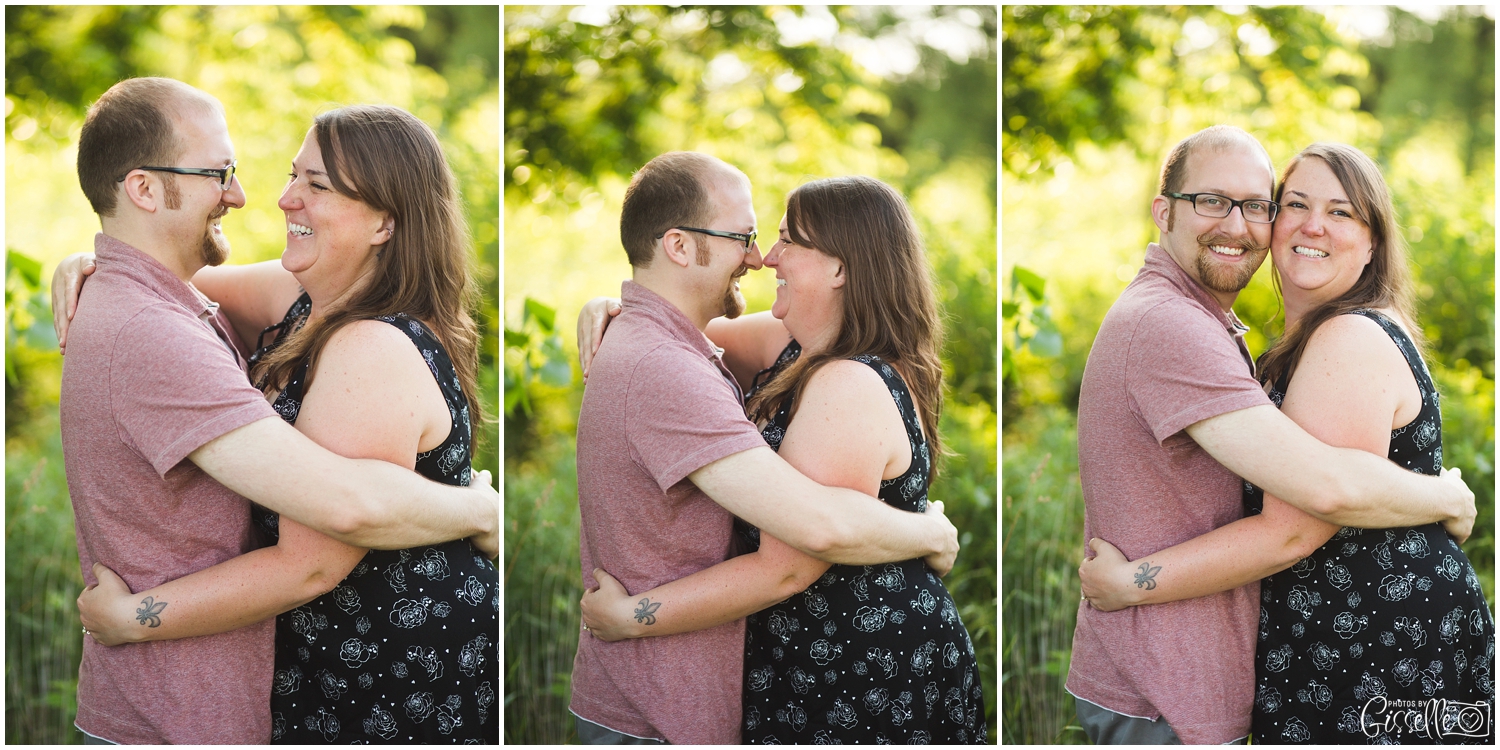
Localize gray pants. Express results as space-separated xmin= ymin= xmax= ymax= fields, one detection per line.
xmin=575 ymin=715 xmax=667 ymax=745
xmin=1075 ymin=697 xmax=1183 ymax=744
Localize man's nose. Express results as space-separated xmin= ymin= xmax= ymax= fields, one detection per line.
xmin=743 ymin=241 xmax=765 ymax=269
xmin=222 ymin=176 xmax=246 ymax=209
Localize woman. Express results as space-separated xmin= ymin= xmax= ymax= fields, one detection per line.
xmin=578 ymin=176 xmax=986 ymax=744
xmin=72 ymin=106 xmax=498 ymax=743
xmin=1079 ymin=143 xmax=1494 ymax=743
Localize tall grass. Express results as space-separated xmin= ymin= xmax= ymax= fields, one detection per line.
xmin=1000 ymin=404 xmax=1088 ymax=744
xmin=6 ymin=411 xmax=84 ymax=744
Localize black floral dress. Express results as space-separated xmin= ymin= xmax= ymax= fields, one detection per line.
xmin=251 ymin=293 xmax=499 ymax=744
xmin=739 ymin=346 xmax=987 ymax=744
xmin=1245 ymin=309 xmax=1494 ymax=744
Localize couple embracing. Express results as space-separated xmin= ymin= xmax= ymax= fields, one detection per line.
xmin=567 ymin=152 xmax=988 ymax=744
xmin=1070 ymin=125 xmax=1494 ymax=744
xmin=54 ymin=77 xmax=497 ymax=743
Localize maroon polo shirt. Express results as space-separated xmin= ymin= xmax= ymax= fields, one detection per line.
xmin=61 ymin=233 xmax=278 ymax=744
xmin=1066 ymin=243 xmax=1272 ymax=744
xmin=570 ymin=280 xmax=768 ymax=743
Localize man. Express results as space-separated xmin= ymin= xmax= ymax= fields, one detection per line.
xmin=59 ymin=77 xmax=497 ymax=744
xmin=1065 ymin=125 xmax=1475 ymax=744
xmin=570 ymin=152 xmax=960 ymax=744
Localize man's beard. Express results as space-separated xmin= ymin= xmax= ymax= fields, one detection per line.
xmin=721 ymin=267 xmax=748 ymax=319
xmin=1194 ymin=233 xmax=1267 ymax=294
xmin=200 ymin=208 xmax=231 ymax=267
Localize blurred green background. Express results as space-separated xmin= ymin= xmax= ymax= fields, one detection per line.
xmin=504 ymin=6 xmax=997 ymax=743
xmin=4 ymin=6 xmax=499 ymax=744
xmin=1002 ymin=6 xmax=1494 ymax=743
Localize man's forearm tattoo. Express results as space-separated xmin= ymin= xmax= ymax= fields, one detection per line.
xmin=1133 ymin=562 xmax=1162 ymax=591
xmin=633 ymin=598 xmax=661 ymax=626
xmin=135 ymin=596 xmax=168 ymax=628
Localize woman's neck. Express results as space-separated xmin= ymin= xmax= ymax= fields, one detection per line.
xmin=299 ymin=263 xmax=377 ymax=321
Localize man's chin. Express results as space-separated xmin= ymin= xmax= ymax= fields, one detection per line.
xmin=200 ymin=235 xmax=231 ymax=267
xmin=721 ymin=290 xmax=746 ymax=320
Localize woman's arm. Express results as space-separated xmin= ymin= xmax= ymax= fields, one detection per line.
xmin=576 ymin=296 xmax=790 ymax=388
xmin=79 ymin=319 xmax=450 ymax=643
xmin=191 ymin=260 xmax=304 ymax=349
xmin=705 ymin=311 xmax=792 ymax=391
xmin=580 ymin=359 xmax=909 ymax=639
xmin=1080 ymin=312 xmax=1416 ymax=610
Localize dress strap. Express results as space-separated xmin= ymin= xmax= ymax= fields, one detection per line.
xmin=1347 ymin=309 xmax=1436 ymax=397
xmin=850 ymin=354 xmax=928 ymax=476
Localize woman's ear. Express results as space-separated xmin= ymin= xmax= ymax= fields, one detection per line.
xmin=830 ymin=262 xmax=846 ymax=289
xmin=373 ymin=215 xmax=395 ymax=246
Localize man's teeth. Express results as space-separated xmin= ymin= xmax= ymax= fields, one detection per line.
xmin=1209 ymin=244 xmax=1245 ymax=257
xmin=289 ymin=223 xmax=313 ymax=236
xmin=1293 ymin=245 xmax=1328 ymax=258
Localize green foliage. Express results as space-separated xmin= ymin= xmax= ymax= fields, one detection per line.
xmin=4 ymin=7 xmax=498 ymax=743
xmin=503 ymin=297 xmax=573 ymax=417
xmin=1003 ymin=6 xmax=1495 ymax=743
xmin=505 ymin=5 xmax=997 ymax=743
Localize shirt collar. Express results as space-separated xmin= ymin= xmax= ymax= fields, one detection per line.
xmin=620 ymin=280 xmax=720 ymax=359
xmin=93 ymin=233 xmax=216 ymax=319
xmin=1143 ymin=243 xmax=1249 ymax=335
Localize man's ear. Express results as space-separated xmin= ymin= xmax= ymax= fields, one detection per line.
xmin=1150 ymin=194 xmax=1171 ymax=234
xmin=121 ymin=172 xmax=161 ymax=213
xmin=659 ymin=228 xmax=693 ymax=269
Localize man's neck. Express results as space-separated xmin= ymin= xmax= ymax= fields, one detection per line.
xmin=631 ymin=270 xmax=711 ymax=331
xmin=100 ymin=220 xmax=202 ymax=282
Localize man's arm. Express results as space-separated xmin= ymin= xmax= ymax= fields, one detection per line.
xmin=1187 ymin=405 xmax=1473 ymax=537
xmin=189 ymin=416 xmax=498 ymax=555
xmin=690 ymin=446 xmax=957 ymax=569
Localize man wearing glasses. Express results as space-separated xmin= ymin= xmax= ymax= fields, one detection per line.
xmin=569 ymin=151 xmax=959 ymax=743
xmin=1065 ymin=125 xmax=1476 ymax=743
xmin=58 ymin=77 xmax=497 ymax=744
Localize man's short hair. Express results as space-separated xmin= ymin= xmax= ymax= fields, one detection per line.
xmin=619 ymin=151 xmax=740 ymax=268
xmin=77 ymin=77 xmax=222 ymax=216
xmin=1158 ymin=124 xmax=1275 ymax=196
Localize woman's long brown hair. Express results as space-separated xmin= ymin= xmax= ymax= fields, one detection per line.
xmin=746 ymin=176 xmax=946 ymax=479
xmin=1259 ymin=143 xmax=1422 ymax=388
xmin=251 ymin=105 xmax=481 ymax=445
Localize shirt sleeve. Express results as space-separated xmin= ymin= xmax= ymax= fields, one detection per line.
xmin=1126 ymin=298 xmax=1272 ymax=444
xmin=110 ymin=303 xmax=280 ymax=477
xmin=626 ymin=341 xmax=769 ymax=491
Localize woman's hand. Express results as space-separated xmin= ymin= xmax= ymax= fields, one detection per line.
xmin=922 ymin=500 xmax=958 ymax=577
xmin=1078 ymin=538 xmax=1145 ymax=612
xmin=576 ymin=297 xmax=622 ymax=379
xmin=51 ymin=252 xmax=97 ymax=354
xmin=579 ymin=568 xmax=640 ymax=642
xmin=1438 ymin=467 xmax=1474 ymax=543
xmin=78 ymin=563 xmax=142 ymax=646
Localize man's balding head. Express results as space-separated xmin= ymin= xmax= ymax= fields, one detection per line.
xmin=620 ymin=151 xmax=747 ymax=268
xmin=77 ymin=77 xmax=224 ymax=216
xmin=1158 ymin=125 xmax=1275 ymax=229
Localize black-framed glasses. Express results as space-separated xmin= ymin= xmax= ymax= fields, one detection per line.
xmin=119 ymin=160 xmax=237 ymax=190
xmin=1163 ymin=191 xmax=1278 ymax=224
xmin=659 ymin=226 xmax=758 ymax=251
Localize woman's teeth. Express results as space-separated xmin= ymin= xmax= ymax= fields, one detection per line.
xmin=776 ymin=278 xmax=787 ymax=286
xmin=289 ymin=222 xmax=313 ymax=236
xmin=1210 ymin=244 xmax=1244 ymax=257
xmin=1293 ymin=245 xmax=1328 ymax=258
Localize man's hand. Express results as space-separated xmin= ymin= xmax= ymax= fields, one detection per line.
xmin=922 ymin=500 xmax=959 ymax=576
xmin=78 ymin=562 xmax=139 ymax=646
xmin=1078 ymin=538 xmax=1142 ymax=612
xmin=52 ymin=252 xmax=97 ymax=354
xmin=576 ymin=296 xmax=622 ymax=379
xmin=1439 ymin=467 xmax=1475 ymax=543
xmin=468 ymin=470 xmax=499 ymax=559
